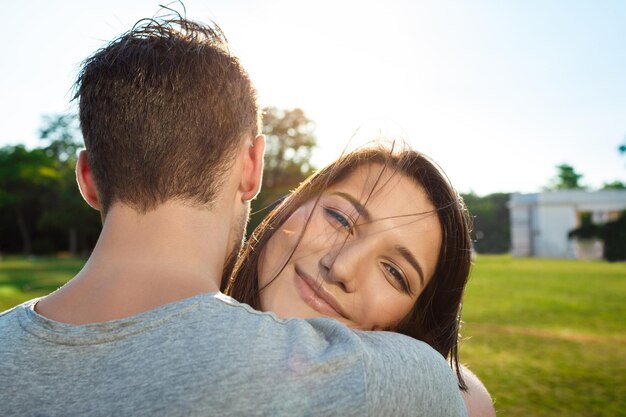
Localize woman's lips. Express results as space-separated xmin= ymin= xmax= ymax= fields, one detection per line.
xmin=293 ymin=266 xmax=344 ymax=318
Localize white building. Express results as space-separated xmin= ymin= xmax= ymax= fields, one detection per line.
xmin=509 ymin=190 xmax=626 ymax=259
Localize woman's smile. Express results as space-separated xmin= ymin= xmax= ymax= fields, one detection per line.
xmin=293 ymin=265 xmax=345 ymax=319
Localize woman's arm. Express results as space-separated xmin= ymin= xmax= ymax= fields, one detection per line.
xmin=459 ymin=366 xmax=497 ymax=417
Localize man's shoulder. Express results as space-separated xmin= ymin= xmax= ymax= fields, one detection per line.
xmin=204 ymin=297 xmax=456 ymax=382
xmin=350 ymin=330 xmax=468 ymax=417
xmin=0 ymin=298 xmax=37 ymax=333
xmin=0 ymin=298 xmax=36 ymax=317
xmin=0 ymin=294 xmax=466 ymax=416
xmin=352 ymin=328 xmax=446 ymax=362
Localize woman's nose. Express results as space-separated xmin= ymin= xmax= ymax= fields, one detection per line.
xmin=319 ymin=241 xmax=361 ymax=293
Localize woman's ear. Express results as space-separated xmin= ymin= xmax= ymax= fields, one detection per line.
xmin=239 ymin=134 xmax=265 ymax=202
xmin=76 ymin=150 xmax=101 ymax=210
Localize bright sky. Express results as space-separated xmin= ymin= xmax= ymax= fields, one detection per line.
xmin=2 ymin=0 xmax=625 ymax=196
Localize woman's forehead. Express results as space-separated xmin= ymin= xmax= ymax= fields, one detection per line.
xmin=325 ymin=163 xmax=442 ymax=282
xmin=330 ymin=164 xmax=428 ymax=211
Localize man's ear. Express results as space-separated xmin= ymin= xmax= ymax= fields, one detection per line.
xmin=239 ymin=134 xmax=265 ymax=202
xmin=76 ymin=150 xmax=101 ymax=211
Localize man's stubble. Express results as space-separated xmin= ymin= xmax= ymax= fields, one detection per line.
xmin=222 ymin=201 xmax=250 ymax=286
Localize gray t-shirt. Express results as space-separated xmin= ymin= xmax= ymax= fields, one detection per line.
xmin=0 ymin=292 xmax=466 ymax=417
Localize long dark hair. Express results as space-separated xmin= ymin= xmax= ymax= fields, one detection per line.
xmin=222 ymin=144 xmax=472 ymax=388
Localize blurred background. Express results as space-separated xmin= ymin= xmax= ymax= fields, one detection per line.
xmin=1 ymin=1 xmax=625 ymax=416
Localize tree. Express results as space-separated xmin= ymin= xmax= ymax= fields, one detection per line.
xmin=37 ymin=114 xmax=101 ymax=255
xmin=39 ymin=113 xmax=83 ymax=162
xmin=1 ymin=109 xmax=317 ymax=253
xmin=0 ymin=145 xmax=59 ymax=254
xmin=0 ymin=114 xmax=101 ymax=256
xmin=36 ymin=161 xmax=101 ymax=256
xmin=261 ymin=107 xmax=316 ymax=189
xmin=568 ymin=211 xmax=626 ymax=262
xmin=248 ymin=107 xmax=317 ymax=234
xmin=601 ymin=181 xmax=626 ymax=190
xmin=461 ymin=192 xmax=511 ymax=254
xmin=546 ymin=164 xmax=586 ymax=190
xmin=602 ymin=211 xmax=626 ymax=262
xmin=568 ymin=212 xmax=602 ymax=240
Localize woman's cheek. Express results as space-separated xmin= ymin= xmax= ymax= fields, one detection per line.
xmin=258 ymin=209 xmax=308 ymax=284
xmin=281 ymin=204 xmax=316 ymax=239
xmin=282 ymin=208 xmax=308 ymax=238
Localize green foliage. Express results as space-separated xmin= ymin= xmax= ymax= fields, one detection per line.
xmin=546 ymin=163 xmax=586 ymax=190
xmin=248 ymin=107 xmax=317 ymax=234
xmin=568 ymin=211 xmax=626 ymax=261
xmin=0 ymin=114 xmax=101 ymax=255
xmin=36 ymin=114 xmax=101 ymax=255
xmin=0 ymin=145 xmax=60 ymax=254
xmin=601 ymin=180 xmax=626 ymax=190
xmin=0 ymin=145 xmax=59 ymax=205
xmin=461 ymin=192 xmax=510 ymax=253
xmin=262 ymin=107 xmax=316 ymax=187
xmin=39 ymin=113 xmax=83 ymax=162
xmin=602 ymin=211 xmax=626 ymax=262
xmin=568 ymin=212 xmax=602 ymax=240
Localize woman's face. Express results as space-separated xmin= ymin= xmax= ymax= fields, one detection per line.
xmin=258 ymin=164 xmax=442 ymax=330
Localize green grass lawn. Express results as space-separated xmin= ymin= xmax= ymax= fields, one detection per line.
xmin=461 ymin=255 xmax=625 ymax=417
xmin=0 ymin=256 xmax=85 ymax=311
xmin=1 ymin=254 xmax=624 ymax=416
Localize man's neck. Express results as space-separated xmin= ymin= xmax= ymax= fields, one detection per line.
xmin=36 ymin=202 xmax=234 ymax=324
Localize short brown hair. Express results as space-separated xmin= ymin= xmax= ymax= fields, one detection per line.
xmin=75 ymin=15 xmax=260 ymax=213
xmin=223 ymin=143 xmax=472 ymax=389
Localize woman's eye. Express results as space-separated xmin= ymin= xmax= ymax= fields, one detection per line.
xmin=323 ymin=207 xmax=354 ymax=233
xmin=383 ymin=263 xmax=409 ymax=293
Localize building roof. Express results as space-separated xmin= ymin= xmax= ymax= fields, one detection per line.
xmin=509 ymin=190 xmax=626 ymax=208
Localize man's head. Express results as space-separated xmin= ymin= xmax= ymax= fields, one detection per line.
xmin=74 ymin=16 xmax=262 ymax=214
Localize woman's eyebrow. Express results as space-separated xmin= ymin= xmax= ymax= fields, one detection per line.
xmin=394 ymin=245 xmax=425 ymax=287
xmin=332 ymin=192 xmax=372 ymax=222
xmin=331 ymin=191 xmax=425 ymax=287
